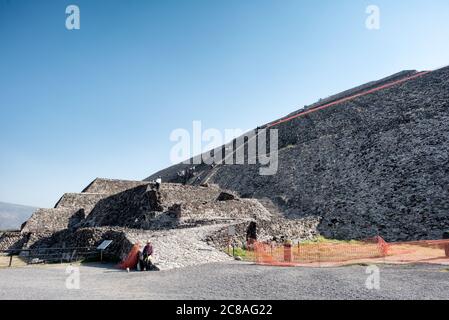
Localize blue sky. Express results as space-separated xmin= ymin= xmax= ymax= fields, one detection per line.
xmin=1 ymin=0 xmax=448 ymax=208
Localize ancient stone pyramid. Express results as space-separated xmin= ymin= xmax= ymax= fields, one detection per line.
xmin=147 ymin=66 xmax=449 ymax=242
xmin=2 ymin=67 xmax=448 ymax=270
xmin=1 ymin=178 xmax=318 ymax=269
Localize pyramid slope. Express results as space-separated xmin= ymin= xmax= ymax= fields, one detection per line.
xmin=147 ymin=66 xmax=449 ymax=241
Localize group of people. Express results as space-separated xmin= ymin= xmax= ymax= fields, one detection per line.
xmin=137 ymin=241 xmax=158 ymax=271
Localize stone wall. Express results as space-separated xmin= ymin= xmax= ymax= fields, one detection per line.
xmin=51 ymin=227 xmax=131 ymax=260
xmin=80 ymin=185 xmax=157 ymax=228
xmin=54 ymin=193 xmax=109 ymax=215
xmin=159 ymin=183 xmax=222 ymax=206
xmin=0 ymin=231 xmax=28 ymax=251
xmin=178 ymin=198 xmax=271 ymax=222
xmin=82 ymin=178 xmax=149 ymax=194
xmin=205 ymin=216 xmax=321 ymax=249
xmin=81 ymin=183 xmax=273 ymax=230
xmin=21 ymin=208 xmax=85 ymax=233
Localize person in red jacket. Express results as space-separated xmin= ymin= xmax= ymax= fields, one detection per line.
xmin=142 ymin=241 xmax=155 ymax=271
xmin=143 ymin=241 xmax=153 ymax=257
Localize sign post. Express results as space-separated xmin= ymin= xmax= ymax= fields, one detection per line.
xmin=97 ymin=240 xmax=113 ymax=263
xmin=228 ymin=226 xmax=236 ymax=257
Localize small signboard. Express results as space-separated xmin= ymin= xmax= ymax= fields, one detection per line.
xmin=228 ymin=225 xmax=236 ymax=236
xmin=97 ymin=240 xmax=113 ymax=250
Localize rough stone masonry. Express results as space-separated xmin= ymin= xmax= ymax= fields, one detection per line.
xmin=2 ymin=67 xmax=448 ymax=270
xmin=0 ymin=178 xmax=319 ymax=270
xmin=148 ymin=67 xmax=449 ymax=242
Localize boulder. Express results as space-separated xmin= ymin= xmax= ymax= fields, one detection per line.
xmin=168 ymin=204 xmax=182 ymax=219
xmin=217 ymin=192 xmax=238 ymax=202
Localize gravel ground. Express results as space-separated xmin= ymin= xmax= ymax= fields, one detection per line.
xmin=0 ymin=262 xmax=448 ymax=300
xmin=125 ymin=225 xmax=233 ymax=270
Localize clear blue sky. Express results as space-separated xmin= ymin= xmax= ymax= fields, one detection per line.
xmin=1 ymin=0 xmax=448 ymax=208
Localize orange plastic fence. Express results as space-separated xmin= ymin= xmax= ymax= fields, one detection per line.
xmin=118 ymin=244 xmax=140 ymax=269
xmin=252 ymin=237 xmax=449 ymax=267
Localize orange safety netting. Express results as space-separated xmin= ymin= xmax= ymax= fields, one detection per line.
xmin=252 ymin=237 xmax=449 ymax=267
xmin=118 ymin=244 xmax=140 ymax=269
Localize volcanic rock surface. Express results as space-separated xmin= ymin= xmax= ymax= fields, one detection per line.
xmin=147 ymin=67 xmax=449 ymax=242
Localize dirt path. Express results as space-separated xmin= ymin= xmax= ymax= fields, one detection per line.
xmin=1 ymin=262 xmax=449 ymax=300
